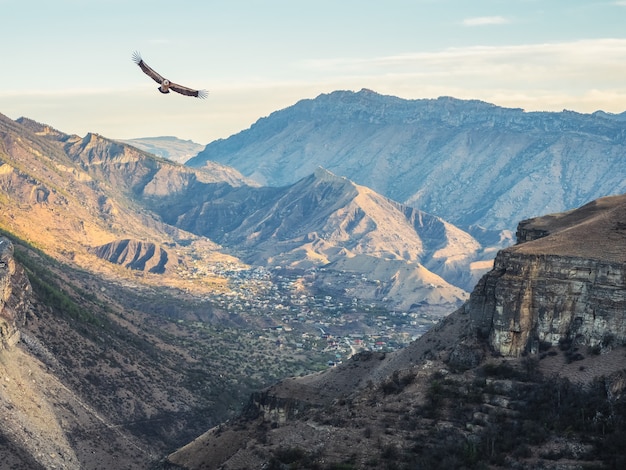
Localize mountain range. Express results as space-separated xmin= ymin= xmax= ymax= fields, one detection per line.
xmin=1 ymin=110 xmax=482 ymax=316
xmin=0 ymin=88 xmax=625 ymax=469
xmin=189 ymin=89 xmax=626 ymax=239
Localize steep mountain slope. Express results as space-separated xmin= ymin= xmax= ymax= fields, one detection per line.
xmin=167 ymin=193 xmax=626 ymax=470
xmin=89 ymin=239 xmax=172 ymax=273
xmin=189 ymin=89 xmax=626 ymax=237
xmin=0 ymin=117 xmax=181 ymax=265
xmin=1 ymin=115 xmax=253 ymax=281
xmin=0 ymin=233 xmax=334 ymax=469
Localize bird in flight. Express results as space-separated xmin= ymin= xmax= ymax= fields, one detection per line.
xmin=132 ymin=51 xmax=208 ymax=99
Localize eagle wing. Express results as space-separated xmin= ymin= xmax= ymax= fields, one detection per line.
xmin=169 ymin=82 xmax=209 ymax=99
xmin=132 ymin=51 xmax=165 ymax=84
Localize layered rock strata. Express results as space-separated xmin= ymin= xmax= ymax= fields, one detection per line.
xmin=467 ymin=195 xmax=626 ymax=357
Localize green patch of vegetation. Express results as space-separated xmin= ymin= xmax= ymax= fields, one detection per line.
xmin=0 ymin=229 xmax=106 ymax=327
xmin=267 ymin=446 xmax=322 ymax=469
xmin=14 ymin=249 xmax=105 ymax=327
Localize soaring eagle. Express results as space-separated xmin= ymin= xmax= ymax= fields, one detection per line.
xmin=132 ymin=51 xmax=208 ymax=99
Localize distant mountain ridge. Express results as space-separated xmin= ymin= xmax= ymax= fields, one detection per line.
xmin=118 ymin=136 xmax=205 ymax=164
xmin=188 ymin=89 xmax=626 ymax=237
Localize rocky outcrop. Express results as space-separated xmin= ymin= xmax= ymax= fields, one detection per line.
xmin=90 ymin=239 xmax=172 ymax=273
xmin=0 ymin=237 xmax=30 ymax=350
xmin=467 ymin=194 xmax=626 ymax=357
xmin=244 ymin=391 xmax=316 ymax=425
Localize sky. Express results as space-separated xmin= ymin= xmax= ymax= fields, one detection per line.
xmin=2 ymin=0 xmax=626 ymax=144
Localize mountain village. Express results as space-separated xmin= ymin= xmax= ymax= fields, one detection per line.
xmin=176 ymin=258 xmax=438 ymax=363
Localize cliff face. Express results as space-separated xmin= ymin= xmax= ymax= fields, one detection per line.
xmin=0 ymin=238 xmax=30 ymax=350
xmin=468 ymin=251 xmax=626 ymax=356
xmin=467 ymin=194 xmax=626 ymax=357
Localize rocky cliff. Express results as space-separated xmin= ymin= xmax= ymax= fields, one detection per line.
xmin=0 ymin=238 xmax=30 ymax=350
xmin=467 ymin=194 xmax=626 ymax=357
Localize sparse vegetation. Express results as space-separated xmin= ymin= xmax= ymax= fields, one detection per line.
xmin=380 ymin=370 xmax=416 ymax=395
xmin=9 ymin=236 xmax=107 ymax=328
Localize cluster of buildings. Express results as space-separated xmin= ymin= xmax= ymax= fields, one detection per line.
xmin=177 ymin=259 xmax=441 ymax=362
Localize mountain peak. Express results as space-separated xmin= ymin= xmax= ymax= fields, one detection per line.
xmin=312 ymin=166 xmax=348 ymax=183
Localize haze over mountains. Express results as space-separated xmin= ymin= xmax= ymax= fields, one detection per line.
xmin=119 ymin=136 xmax=205 ymax=164
xmin=0 ymin=88 xmax=625 ymax=468
xmin=189 ymin=89 xmax=626 ymax=239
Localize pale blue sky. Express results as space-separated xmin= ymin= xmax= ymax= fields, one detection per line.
xmin=2 ymin=0 xmax=626 ymax=143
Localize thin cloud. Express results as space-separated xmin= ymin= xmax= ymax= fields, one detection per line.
xmin=0 ymin=87 xmax=131 ymax=98
xmin=5 ymin=39 xmax=626 ymax=142
xmin=296 ymin=38 xmax=626 ymax=114
xmin=300 ymin=39 xmax=626 ymax=76
xmin=463 ymin=16 xmax=510 ymax=26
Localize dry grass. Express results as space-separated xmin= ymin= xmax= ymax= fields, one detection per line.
xmin=514 ymin=193 xmax=626 ymax=263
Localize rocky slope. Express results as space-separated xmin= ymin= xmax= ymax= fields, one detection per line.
xmin=0 ymin=239 xmax=29 ymax=350
xmin=0 ymin=230 xmax=340 ymax=468
xmin=189 ymin=89 xmax=626 ymax=238
xmin=167 ymin=194 xmax=626 ymax=469
xmin=0 ymin=238 xmax=150 ymax=469
xmin=0 ymin=116 xmax=197 ymax=267
xmin=90 ymin=239 xmax=174 ymax=274
xmin=0 ymin=114 xmax=255 ymax=287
